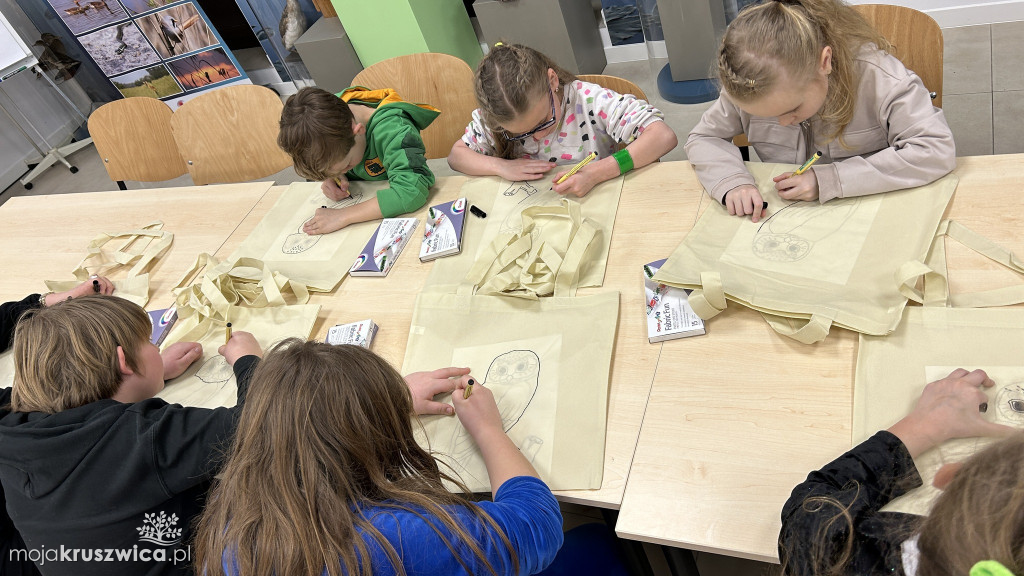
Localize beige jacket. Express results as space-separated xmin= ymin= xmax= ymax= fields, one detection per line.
xmin=684 ymin=47 xmax=956 ymax=204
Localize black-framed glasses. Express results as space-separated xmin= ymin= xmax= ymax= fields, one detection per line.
xmin=503 ymin=90 xmax=557 ymax=142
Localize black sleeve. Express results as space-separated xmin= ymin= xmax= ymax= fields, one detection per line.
xmin=231 ymin=355 xmax=260 ymax=406
xmin=0 ymin=295 xmax=40 ymax=354
xmin=146 ymin=356 xmax=261 ymax=495
xmin=778 ymin=431 xmax=923 ymax=576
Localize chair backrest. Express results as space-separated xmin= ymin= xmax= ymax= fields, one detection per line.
xmin=88 ymin=98 xmax=188 ymax=183
xmin=577 ymin=74 xmax=649 ymax=101
xmin=170 ymin=85 xmax=293 ymax=185
xmin=352 ymin=53 xmax=475 ymax=160
xmin=852 ymin=4 xmax=943 ymax=108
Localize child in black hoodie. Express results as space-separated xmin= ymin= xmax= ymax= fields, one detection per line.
xmin=0 ymin=295 xmax=260 ymax=576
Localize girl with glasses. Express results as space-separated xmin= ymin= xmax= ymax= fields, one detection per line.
xmin=448 ymin=43 xmax=677 ymax=198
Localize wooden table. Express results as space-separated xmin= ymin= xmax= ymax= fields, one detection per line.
xmin=614 ymin=154 xmax=1024 ymax=562
xmin=0 ymin=182 xmax=274 ymax=305
xmin=212 ymin=162 xmax=707 ymax=508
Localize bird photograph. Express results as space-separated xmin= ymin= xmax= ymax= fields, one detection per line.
xmin=48 ymin=0 xmax=128 ymax=35
xmin=110 ymin=64 xmax=182 ymax=99
xmin=137 ymin=3 xmax=215 ymax=59
xmin=166 ymin=47 xmax=240 ymax=90
xmin=78 ymin=21 xmax=160 ymax=76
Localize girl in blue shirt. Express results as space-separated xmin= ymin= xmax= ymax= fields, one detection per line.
xmin=194 ymin=339 xmax=563 ymax=576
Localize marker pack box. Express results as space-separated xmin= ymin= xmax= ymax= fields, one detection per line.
xmin=644 ymin=259 xmax=706 ymax=343
xmin=325 ymin=319 xmax=378 ymax=349
xmin=148 ymin=306 xmax=178 ymax=346
xmin=349 ymin=218 xmax=419 ymax=277
xmin=419 ymin=197 xmax=468 ymax=262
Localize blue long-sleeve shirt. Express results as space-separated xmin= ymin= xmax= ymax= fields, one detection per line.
xmin=223 ymin=475 xmax=564 ymax=576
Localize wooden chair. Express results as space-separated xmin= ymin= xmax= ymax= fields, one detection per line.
xmin=734 ymin=5 xmax=943 ymax=158
xmin=352 ymin=53 xmax=475 ymax=160
xmin=577 ymin=74 xmax=649 ymax=101
xmin=170 ymin=85 xmax=293 ymax=185
xmin=88 ymin=98 xmax=188 ymax=190
xmin=853 ymin=4 xmax=943 ymax=107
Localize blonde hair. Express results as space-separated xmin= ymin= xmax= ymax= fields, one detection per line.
xmin=11 ymin=295 xmax=151 ymax=413
xmin=474 ymin=42 xmax=576 ymax=159
xmin=194 ymin=339 xmax=517 ymax=576
xmin=717 ymin=0 xmax=889 ymax=141
xmin=916 ymin=432 xmax=1024 ymax=576
xmin=278 ymin=87 xmax=356 ymax=181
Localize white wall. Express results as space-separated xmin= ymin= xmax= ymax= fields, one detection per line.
xmin=846 ymin=0 xmax=1024 ymax=28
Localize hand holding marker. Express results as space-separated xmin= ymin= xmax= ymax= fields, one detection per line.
xmin=551 ymin=152 xmax=598 ymax=190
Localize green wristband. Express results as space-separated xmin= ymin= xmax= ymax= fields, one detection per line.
xmin=613 ymin=149 xmax=634 ymax=174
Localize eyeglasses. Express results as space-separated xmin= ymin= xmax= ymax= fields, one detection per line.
xmin=503 ymin=90 xmax=557 ymax=142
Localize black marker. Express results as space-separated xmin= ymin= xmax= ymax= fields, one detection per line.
xmin=470 ymin=205 xmax=487 ymax=218
xmin=92 ymin=280 xmax=100 ymax=293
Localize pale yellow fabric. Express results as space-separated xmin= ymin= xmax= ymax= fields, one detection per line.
xmin=855 ymin=307 xmax=1024 ymax=515
xmin=465 ymin=200 xmax=598 ymax=298
xmin=45 ymin=221 xmax=173 ymax=307
xmin=401 ymin=291 xmax=619 ymax=492
xmin=158 ymin=303 xmax=320 ymax=409
xmin=227 ymin=180 xmax=389 ymax=292
xmin=425 ymin=176 xmax=623 ymax=294
xmin=0 ymin=350 xmax=12 ymax=391
xmin=654 ymin=162 xmax=957 ymax=343
xmin=44 ymin=275 xmax=152 ymax=308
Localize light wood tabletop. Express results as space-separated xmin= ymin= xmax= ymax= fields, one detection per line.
xmin=614 ymin=154 xmax=1024 ymax=562
xmin=0 ymin=182 xmax=274 ymax=305
xmin=211 ymin=162 xmax=706 ymax=508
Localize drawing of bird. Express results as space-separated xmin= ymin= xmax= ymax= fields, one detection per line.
xmin=279 ymin=0 xmax=307 ymax=52
xmin=160 ymin=14 xmax=201 ymax=54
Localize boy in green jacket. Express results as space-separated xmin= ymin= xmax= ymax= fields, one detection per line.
xmin=278 ymin=86 xmax=440 ymax=234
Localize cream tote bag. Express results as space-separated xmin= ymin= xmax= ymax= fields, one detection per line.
xmin=425 ymin=176 xmax=623 ymax=295
xmin=401 ymin=291 xmax=620 ymax=492
xmin=654 ymin=163 xmax=957 ymax=344
xmin=158 ymin=303 xmax=320 ymax=409
xmin=228 ymin=180 xmax=389 ymax=292
xmin=45 ymin=221 xmax=174 ymax=307
xmin=855 ymin=307 xmax=1024 ymax=515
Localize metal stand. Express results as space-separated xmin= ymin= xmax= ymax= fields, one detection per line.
xmin=0 ymin=65 xmax=93 ymax=190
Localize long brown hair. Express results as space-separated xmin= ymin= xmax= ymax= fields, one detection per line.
xmin=916 ymin=432 xmax=1024 ymax=576
xmin=717 ymin=0 xmax=889 ymax=141
xmin=194 ymin=339 xmax=517 ymax=576
xmin=12 ymin=295 xmax=151 ymax=413
xmin=278 ymin=87 xmax=355 ymax=181
xmin=474 ymin=42 xmax=576 ymax=159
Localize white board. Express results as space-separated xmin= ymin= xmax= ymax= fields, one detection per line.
xmin=0 ymin=9 xmax=36 ymax=81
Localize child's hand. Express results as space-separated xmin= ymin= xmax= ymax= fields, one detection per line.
xmin=302 ymin=207 xmax=348 ymax=235
xmin=551 ymin=165 xmax=600 ymax=197
xmin=452 ymin=378 xmax=504 ymax=439
xmin=161 ymin=341 xmax=202 ymax=380
xmin=218 ymin=331 xmax=262 ymax=365
xmin=888 ymin=368 xmax=1017 ymax=458
xmin=321 ymin=176 xmax=351 ymax=202
xmin=724 ymin=185 xmax=766 ymax=222
xmin=774 ymin=171 xmax=819 ymax=201
xmin=404 ymin=366 xmax=471 ymax=416
xmin=498 ymin=159 xmax=556 ymax=182
xmin=49 ymin=276 xmax=115 ymax=304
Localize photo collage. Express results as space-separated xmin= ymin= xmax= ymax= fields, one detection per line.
xmin=48 ymin=0 xmax=245 ymax=100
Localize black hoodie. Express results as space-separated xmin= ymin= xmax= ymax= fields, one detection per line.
xmin=0 ymin=333 xmax=258 ymax=576
xmin=1 ymin=293 xmax=42 ymax=576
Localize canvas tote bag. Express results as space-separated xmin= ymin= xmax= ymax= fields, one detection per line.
xmin=45 ymin=221 xmax=173 ymax=307
xmin=402 ymin=290 xmax=620 ymax=492
xmin=654 ymin=163 xmax=958 ymax=343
